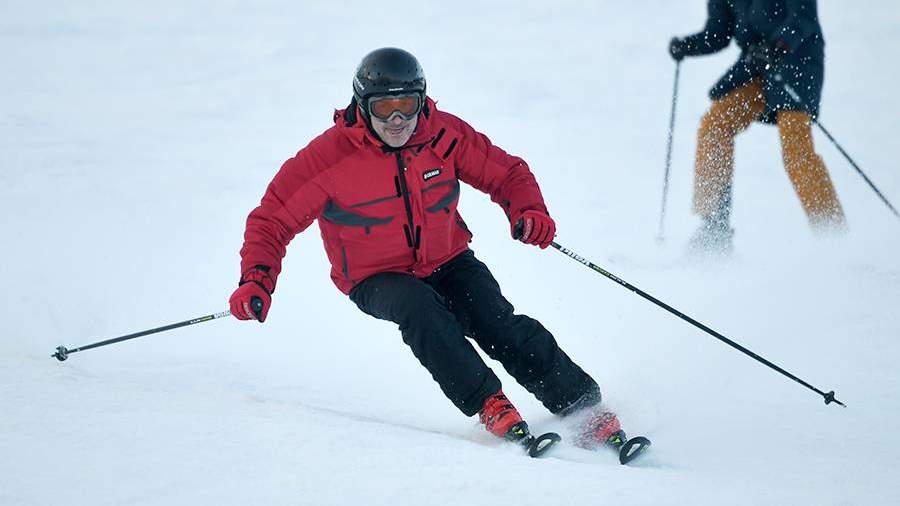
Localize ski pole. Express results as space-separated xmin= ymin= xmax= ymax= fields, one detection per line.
xmin=813 ymin=121 xmax=899 ymax=218
xmin=656 ymin=60 xmax=681 ymax=244
xmin=547 ymin=239 xmax=845 ymax=407
xmin=774 ymin=74 xmax=899 ymax=219
xmin=51 ymin=298 xmax=263 ymax=361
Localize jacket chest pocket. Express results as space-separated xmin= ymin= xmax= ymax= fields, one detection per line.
xmin=334 ymin=174 xmax=402 ymax=211
xmin=422 ymin=179 xmax=460 ymax=215
xmin=321 ymin=199 xmax=395 ymax=236
xmin=420 ymin=176 xmax=469 ymax=260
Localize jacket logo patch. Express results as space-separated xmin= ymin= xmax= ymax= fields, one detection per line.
xmin=423 ymin=168 xmax=442 ymax=181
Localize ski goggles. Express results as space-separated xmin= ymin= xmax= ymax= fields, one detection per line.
xmin=367 ymin=93 xmax=422 ymax=121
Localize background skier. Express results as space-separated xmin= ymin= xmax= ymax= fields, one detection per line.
xmin=669 ymin=0 xmax=846 ymax=252
xmin=228 ymin=47 xmax=627 ymax=451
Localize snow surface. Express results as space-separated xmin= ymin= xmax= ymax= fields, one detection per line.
xmin=2 ymin=2 xmax=899 ymax=505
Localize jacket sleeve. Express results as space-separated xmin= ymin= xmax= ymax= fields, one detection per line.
xmin=771 ymin=0 xmax=820 ymax=52
xmin=447 ymin=115 xmax=548 ymax=221
xmin=681 ymin=0 xmax=735 ymax=56
xmin=239 ymin=136 xmax=331 ymax=290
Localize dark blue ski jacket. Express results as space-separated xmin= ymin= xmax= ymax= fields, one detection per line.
xmin=680 ymin=0 xmax=825 ymax=123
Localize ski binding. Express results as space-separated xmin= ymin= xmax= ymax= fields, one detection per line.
xmin=506 ymin=421 xmax=562 ymax=458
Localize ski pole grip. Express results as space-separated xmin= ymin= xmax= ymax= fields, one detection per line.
xmin=513 ymin=219 xmax=525 ymax=240
xmin=250 ymin=296 xmax=264 ymax=321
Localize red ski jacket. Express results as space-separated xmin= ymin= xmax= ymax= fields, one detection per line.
xmin=239 ymin=97 xmax=549 ymax=294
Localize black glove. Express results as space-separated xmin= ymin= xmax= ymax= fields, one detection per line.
xmin=669 ymin=37 xmax=688 ymax=61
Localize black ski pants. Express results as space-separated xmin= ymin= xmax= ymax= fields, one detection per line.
xmin=349 ymin=249 xmax=600 ymax=417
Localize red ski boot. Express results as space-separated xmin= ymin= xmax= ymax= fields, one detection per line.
xmin=577 ymin=410 xmax=651 ymax=464
xmin=479 ymin=389 xmax=562 ymax=458
xmin=577 ymin=410 xmax=622 ymax=449
xmin=479 ymin=390 xmax=524 ymax=439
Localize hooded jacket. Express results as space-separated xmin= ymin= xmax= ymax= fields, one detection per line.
xmin=238 ymin=97 xmax=548 ymax=294
xmin=681 ymin=0 xmax=825 ymax=123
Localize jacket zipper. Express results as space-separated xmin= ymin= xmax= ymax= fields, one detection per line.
xmin=394 ymin=152 xmax=419 ymax=262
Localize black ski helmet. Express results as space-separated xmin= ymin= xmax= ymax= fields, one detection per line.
xmin=352 ymin=48 xmax=426 ymax=119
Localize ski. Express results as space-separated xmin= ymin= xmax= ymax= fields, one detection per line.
xmin=505 ymin=421 xmax=562 ymax=458
xmin=606 ymin=430 xmax=652 ymax=464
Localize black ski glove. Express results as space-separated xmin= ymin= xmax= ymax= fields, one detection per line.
xmin=669 ymin=37 xmax=688 ymax=61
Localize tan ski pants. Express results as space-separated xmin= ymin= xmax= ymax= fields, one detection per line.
xmin=693 ymin=79 xmax=846 ymax=229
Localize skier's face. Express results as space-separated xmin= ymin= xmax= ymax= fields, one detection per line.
xmin=371 ymin=110 xmax=418 ymax=147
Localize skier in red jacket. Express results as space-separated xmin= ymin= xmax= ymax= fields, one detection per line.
xmin=229 ymin=48 xmax=623 ymax=451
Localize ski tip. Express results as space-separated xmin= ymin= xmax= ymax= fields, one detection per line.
xmin=528 ymin=432 xmax=562 ymax=458
xmin=618 ymin=436 xmax=651 ymax=465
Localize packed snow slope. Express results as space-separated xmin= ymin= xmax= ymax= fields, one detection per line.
xmin=2 ymin=1 xmax=899 ymax=505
